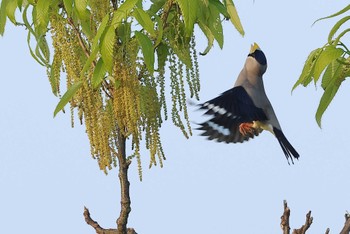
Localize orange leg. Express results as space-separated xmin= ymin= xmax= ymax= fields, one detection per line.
xmin=239 ymin=122 xmax=255 ymax=136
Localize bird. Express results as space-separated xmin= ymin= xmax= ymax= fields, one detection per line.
xmin=196 ymin=43 xmax=299 ymax=164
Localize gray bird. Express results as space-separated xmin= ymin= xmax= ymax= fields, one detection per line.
xmin=197 ymin=43 xmax=299 ymax=163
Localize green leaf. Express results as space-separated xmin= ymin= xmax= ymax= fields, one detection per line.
xmin=81 ymin=13 xmax=109 ymax=77
xmin=63 ymin=0 xmax=73 ymax=16
xmin=80 ymin=15 xmax=93 ymax=39
xmin=316 ymin=72 xmax=345 ymax=127
xmin=35 ymin=35 xmax=50 ymax=65
xmin=154 ymin=15 xmax=163 ymax=47
xmin=117 ymin=22 xmax=131 ymax=44
xmin=197 ymin=20 xmax=214 ymax=55
xmin=135 ymin=31 xmax=154 ymax=73
xmin=22 ymin=4 xmax=36 ymax=37
xmin=209 ymin=0 xmax=229 ymax=18
xmin=197 ymin=0 xmax=220 ymax=54
xmin=313 ymin=46 xmax=343 ymax=83
xmin=208 ymin=2 xmax=223 ymax=48
xmin=136 ymin=0 xmax=142 ymax=8
xmin=175 ymin=0 xmax=199 ymax=37
xmin=148 ymin=0 xmax=167 ymax=15
xmin=133 ymin=7 xmax=156 ymax=37
xmin=100 ymin=25 xmax=116 ymax=74
xmin=224 ymin=0 xmax=244 ymax=36
xmin=92 ymin=58 xmax=107 ymax=89
xmin=321 ymin=58 xmax=343 ymax=90
xmin=0 ymin=0 xmax=9 ymax=35
xmin=22 ymin=5 xmax=45 ymax=66
xmin=111 ymin=0 xmax=139 ymax=28
xmin=17 ymin=0 xmax=23 ymax=11
xmin=74 ymin=0 xmax=89 ymax=20
xmin=292 ymin=48 xmax=322 ymax=90
xmin=6 ymin=0 xmax=18 ymax=24
xmin=327 ymin=16 xmax=350 ymax=43
xmin=26 ymin=30 xmax=45 ymax=66
xmin=313 ymin=4 xmax=350 ymax=25
xmin=54 ymin=81 xmax=83 ymax=117
xmin=34 ymin=0 xmax=50 ymax=36
xmin=333 ymin=28 xmax=350 ymax=46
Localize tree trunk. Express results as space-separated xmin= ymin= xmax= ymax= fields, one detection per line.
xmin=116 ymin=130 xmax=131 ymax=234
xmin=84 ymin=129 xmax=135 ymax=234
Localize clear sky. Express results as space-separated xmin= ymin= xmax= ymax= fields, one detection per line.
xmin=1 ymin=1 xmax=350 ymax=233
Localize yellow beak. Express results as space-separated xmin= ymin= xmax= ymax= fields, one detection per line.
xmin=250 ymin=42 xmax=260 ymax=53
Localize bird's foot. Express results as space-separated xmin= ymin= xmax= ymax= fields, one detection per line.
xmin=239 ymin=122 xmax=255 ymax=136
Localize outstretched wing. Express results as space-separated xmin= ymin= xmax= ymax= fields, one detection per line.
xmin=197 ymin=86 xmax=268 ymax=143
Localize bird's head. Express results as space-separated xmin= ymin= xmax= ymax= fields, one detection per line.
xmin=245 ymin=42 xmax=267 ymax=76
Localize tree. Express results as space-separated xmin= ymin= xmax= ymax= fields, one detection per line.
xmin=0 ymin=0 xmax=244 ymax=233
xmin=293 ymin=4 xmax=350 ymax=127
xmin=280 ymin=201 xmax=350 ymax=234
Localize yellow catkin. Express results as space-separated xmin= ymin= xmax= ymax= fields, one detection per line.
xmin=90 ymin=0 xmax=110 ymax=25
xmin=81 ymin=81 xmax=97 ymax=158
xmin=190 ymin=35 xmax=200 ymax=100
xmin=47 ymin=6 xmax=202 ymax=176
xmin=50 ymin=13 xmax=64 ymax=95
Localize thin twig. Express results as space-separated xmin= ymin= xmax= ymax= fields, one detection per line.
xmin=84 ymin=206 xmax=104 ymax=232
xmin=161 ymin=0 xmax=174 ymax=30
xmin=67 ymin=17 xmax=113 ymax=99
xmin=111 ymin=0 xmax=118 ymax=10
xmin=84 ymin=207 xmax=117 ymax=234
xmin=67 ymin=17 xmax=91 ymax=59
xmin=281 ymin=200 xmax=291 ymax=234
xmin=292 ymin=211 xmax=313 ymax=234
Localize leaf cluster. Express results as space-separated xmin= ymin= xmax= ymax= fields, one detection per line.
xmin=0 ymin=0 xmax=244 ymax=175
xmin=293 ymin=4 xmax=350 ymax=127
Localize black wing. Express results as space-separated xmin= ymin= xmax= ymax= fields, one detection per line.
xmin=197 ymin=86 xmax=268 ymax=143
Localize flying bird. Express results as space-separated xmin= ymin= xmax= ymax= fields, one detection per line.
xmin=197 ymin=43 xmax=299 ymax=164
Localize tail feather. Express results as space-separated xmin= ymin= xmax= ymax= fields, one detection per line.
xmin=273 ymin=127 xmax=299 ymax=164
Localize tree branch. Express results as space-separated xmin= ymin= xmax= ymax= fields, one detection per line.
xmin=67 ymin=17 xmax=91 ymax=59
xmin=292 ymin=211 xmax=313 ymax=234
xmin=340 ymin=213 xmax=350 ymax=234
xmin=84 ymin=207 xmax=137 ymax=234
xmin=281 ymin=200 xmax=291 ymax=234
xmin=111 ymin=0 xmax=118 ymax=10
xmin=161 ymin=0 xmax=174 ymax=30
xmin=67 ymin=17 xmax=114 ymax=99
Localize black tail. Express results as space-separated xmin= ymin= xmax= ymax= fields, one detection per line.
xmin=273 ymin=127 xmax=299 ymax=164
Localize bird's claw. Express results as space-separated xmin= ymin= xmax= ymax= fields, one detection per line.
xmin=239 ymin=122 xmax=255 ymax=136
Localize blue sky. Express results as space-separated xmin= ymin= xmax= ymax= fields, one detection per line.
xmin=1 ymin=1 xmax=350 ymax=233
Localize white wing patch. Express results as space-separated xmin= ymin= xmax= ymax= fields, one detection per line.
xmin=203 ymin=102 xmax=234 ymax=117
xmin=207 ymin=121 xmax=231 ymax=136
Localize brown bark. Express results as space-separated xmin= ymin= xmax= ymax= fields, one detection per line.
xmin=115 ymin=130 xmax=132 ymax=234
xmin=281 ymin=200 xmax=291 ymax=234
xmin=84 ymin=129 xmax=135 ymax=234
xmin=292 ymin=211 xmax=313 ymax=234
xmin=340 ymin=213 xmax=350 ymax=234
xmin=281 ymin=200 xmax=313 ymax=234
xmin=281 ymin=201 xmax=350 ymax=234
xmin=84 ymin=207 xmax=137 ymax=234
